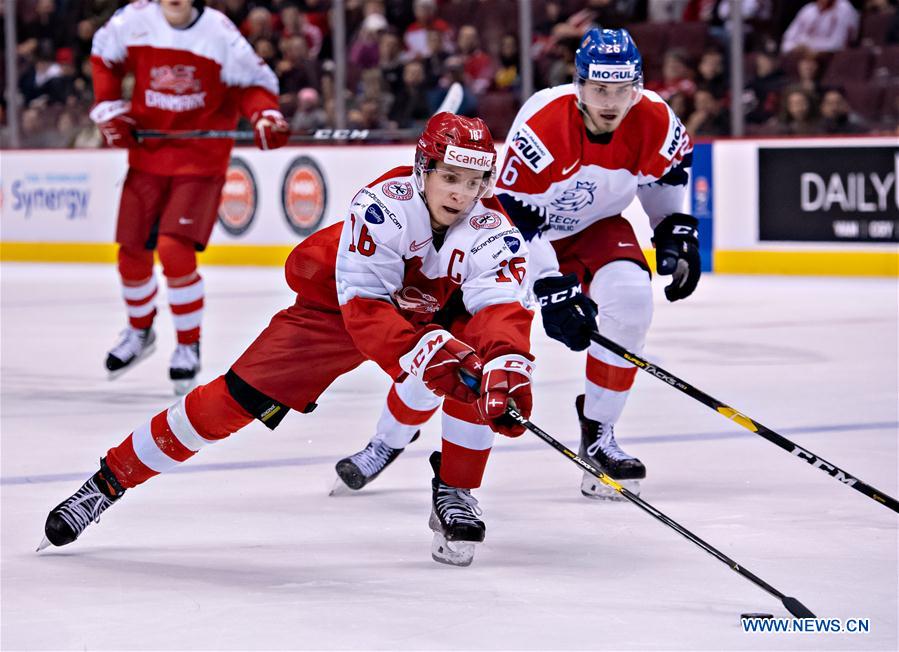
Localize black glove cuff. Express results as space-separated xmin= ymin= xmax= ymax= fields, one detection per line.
xmin=653 ymin=213 xmax=699 ymax=245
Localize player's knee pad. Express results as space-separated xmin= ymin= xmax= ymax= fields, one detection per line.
xmin=157 ymin=234 xmax=198 ymax=281
xmin=590 ymin=260 xmax=653 ymax=346
xmin=185 ymin=375 xmax=255 ymax=440
xmin=117 ymin=245 xmax=154 ymax=281
xmin=223 ymin=369 xmax=301 ymax=431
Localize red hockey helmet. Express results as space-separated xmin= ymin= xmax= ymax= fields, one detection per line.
xmin=414 ymin=112 xmax=497 ymax=201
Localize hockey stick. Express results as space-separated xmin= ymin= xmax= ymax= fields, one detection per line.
xmin=503 ymin=406 xmax=817 ymax=619
xmin=135 ymin=127 xmax=418 ymax=142
xmin=588 ymin=331 xmax=899 ymax=515
xmin=135 ymin=83 xmax=466 ymax=143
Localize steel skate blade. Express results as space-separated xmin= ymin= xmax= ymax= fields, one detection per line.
xmin=431 ymin=531 xmax=477 ymax=567
xmin=172 ymin=377 xmax=197 ymax=396
xmin=36 ymin=536 xmax=51 ymax=552
xmin=581 ymin=473 xmax=640 ymax=501
xmin=328 ymin=476 xmax=354 ymax=497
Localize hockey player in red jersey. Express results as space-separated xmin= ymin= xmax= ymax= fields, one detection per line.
xmin=332 ymin=29 xmax=699 ymax=500
xmin=494 ymin=28 xmax=698 ymax=499
xmin=93 ymin=0 xmax=289 ymax=394
xmin=39 ymin=113 xmax=534 ymax=567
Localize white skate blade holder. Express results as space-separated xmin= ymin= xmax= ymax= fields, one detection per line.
xmin=431 ymin=531 xmax=478 ymax=567
xmin=581 ymin=472 xmax=640 ymax=500
xmin=107 ymin=342 xmax=157 ymax=380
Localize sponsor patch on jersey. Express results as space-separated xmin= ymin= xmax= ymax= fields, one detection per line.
xmin=503 ymin=235 xmax=521 ymax=253
xmin=364 ymin=204 xmax=385 ymax=224
xmin=588 ymin=63 xmax=637 ymax=83
xmin=281 ymin=156 xmax=328 ymax=236
xmin=469 ymin=212 xmax=502 ymax=230
xmin=510 ymin=123 xmax=553 ymax=174
xmin=217 ymin=157 xmax=257 ymax=237
xmin=381 ymin=180 xmax=413 ymax=200
xmin=550 ymin=181 xmax=597 ymax=213
xmin=659 ymin=104 xmax=686 ymax=160
xmin=445 ymin=145 xmax=494 ymax=171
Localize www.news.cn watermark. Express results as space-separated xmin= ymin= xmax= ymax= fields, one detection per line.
xmin=742 ymin=617 xmax=871 ymax=634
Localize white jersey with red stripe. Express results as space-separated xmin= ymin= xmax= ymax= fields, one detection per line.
xmin=333 ymin=166 xmax=532 ymax=379
xmin=496 ymin=84 xmax=692 ymax=241
xmin=90 ymin=0 xmax=279 ymax=176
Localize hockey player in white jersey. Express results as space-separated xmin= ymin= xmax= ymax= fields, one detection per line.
xmin=40 ymin=113 xmax=534 ymax=567
xmin=496 ymin=28 xmax=699 ymax=499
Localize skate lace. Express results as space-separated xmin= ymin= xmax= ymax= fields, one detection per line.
xmin=170 ymin=343 xmax=199 ymax=372
xmin=586 ymin=424 xmax=633 ymax=462
xmin=109 ymin=328 xmax=146 ymax=360
xmin=56 ymin=479 xmax=114 ymax=536
xmin=436 ymin=485 xmax=482 ymax=526
xmin=350 ymin=441 xmax=394 ymax=477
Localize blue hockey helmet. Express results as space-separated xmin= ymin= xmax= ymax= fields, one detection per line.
xmin=575 ymin=28 xmax=643 ymax=87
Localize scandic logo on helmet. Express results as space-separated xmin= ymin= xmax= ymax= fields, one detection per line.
xmin=445 ymin=145 xmax=494 ymax=171
xmin=588 ymin=64 xmax=636 ymax=81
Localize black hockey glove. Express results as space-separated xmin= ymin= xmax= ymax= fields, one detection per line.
xmin=652 ymin=213 xmax=701 ymax=302
xmin=533 ymin=274 xmax=598 ymax=352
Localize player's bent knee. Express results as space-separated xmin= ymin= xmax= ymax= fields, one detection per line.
xmin=591 ymin=260 xmax=653 ymax=333
xmin=223 ymin=369 xmax=299 ymax=431
xmin=184 ymin=375 xmax=255 ymax=440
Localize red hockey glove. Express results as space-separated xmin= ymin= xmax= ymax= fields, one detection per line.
xmin=90 ymin=101 xmax=138 ymax=149
xmin=476 ymin=354 xmax=535 ymax=437
xmin=400 ymin=330 xmax=483 ymax=403
xmin=99 ymin=115 xmax=138 ymax=149
xmin=252 ymin=109 xmax=290 ymax=150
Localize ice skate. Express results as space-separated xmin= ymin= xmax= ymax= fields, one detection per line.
xmin=428 ymin=452 xmax=485 ymax=567
xmin=576 ymin=395 xmax=645 ymax=500
xmin=38 ymin=458 xmax=125 ymax=551
xmin=333 ymin=431 xmax=420 ymax=493
xmin=105 ymin=327 xmax=156 ymax=379
xmin=170 ymin=342 xmax=200 ymax=395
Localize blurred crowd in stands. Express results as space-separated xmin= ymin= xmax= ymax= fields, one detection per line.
xmin=2 ymin=0 xmax=898 ymax=148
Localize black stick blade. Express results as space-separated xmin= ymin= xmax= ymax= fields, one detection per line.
xmin=782 ymin=596 xmax=815 ymax=618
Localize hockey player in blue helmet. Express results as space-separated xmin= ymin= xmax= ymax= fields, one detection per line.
xmin=491 ymin=26 xmax=699 ymax=499
xmin=573 ymin=27 xmax=645 ymax=134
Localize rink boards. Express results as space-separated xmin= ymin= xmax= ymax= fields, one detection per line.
xmin=1 ymin=136 xmax=896 ymax=275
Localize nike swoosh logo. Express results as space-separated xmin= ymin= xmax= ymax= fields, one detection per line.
xmin=179 ymin=217 xmax=194 ymax=225
xmin=617 ymin=241 xmax=634 ymax=247
xmin=561 ymin=159 xmax=580 ymax=176
xmin=410 ymin=238 xmax=432 ymax=252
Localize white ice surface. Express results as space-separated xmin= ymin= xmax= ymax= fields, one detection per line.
xmin=1 ymin=264 xmax=897 ymax=651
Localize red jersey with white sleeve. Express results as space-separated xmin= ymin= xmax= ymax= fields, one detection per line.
xmin=326 ymin=166 xmax=533 ymax=380
xmin=90 ymin=0 xmax=279 ymax=176
xmin=496 ymin=84 xmax=692 ymax=274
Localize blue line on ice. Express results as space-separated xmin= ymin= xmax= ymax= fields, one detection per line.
xmin=3 ymin=420 xmax=895 ymax=486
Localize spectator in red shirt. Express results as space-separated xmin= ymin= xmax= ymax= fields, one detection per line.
xmin=404 ymin=0 xmax=452 ymax=58
xmin=241 ymin=6 xmax=274 ymax=45
xmin=646 ymin=49 xmax=697 ymax=100
xmin=456 ymin=25 xmax=495 ymax=95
